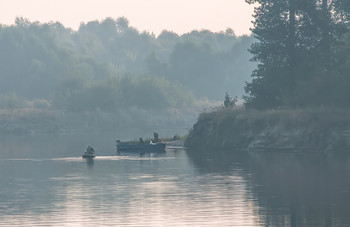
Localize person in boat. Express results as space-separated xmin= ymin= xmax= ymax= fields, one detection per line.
xmin=87 ymin=146 xmax=95 ymax=154
xmin=153 ymin=132 xmax=159 ymax=143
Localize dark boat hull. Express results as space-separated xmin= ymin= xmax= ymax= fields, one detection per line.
xmin=117 ymin=143 xmax=166 ymax=153
xmin=82 ymin=153 xmax=96 ymax=158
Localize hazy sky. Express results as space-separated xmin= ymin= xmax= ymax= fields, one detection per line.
xmin=0 ymin=0 xmax=255 ymax=36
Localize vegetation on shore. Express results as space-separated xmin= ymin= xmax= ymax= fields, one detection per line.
xmin=0 ymin=17 xmax=254 ymax=105
xmin=186 ymin=1 xmax=350 ymax=152
xmin=244 ymin=0 xmax=350 ymax=109
xmin=0 ymin=17 xmax=255 ymax=137
xmin=185 ymin=107 xmax=350 ymax=152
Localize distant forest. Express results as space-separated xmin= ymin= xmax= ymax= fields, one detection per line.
xmin=0 ymin=17 xmax=255 ymax=112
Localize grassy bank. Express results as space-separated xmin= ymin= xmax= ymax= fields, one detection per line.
xmin=185 ymin=107 xmax=350 ymax=152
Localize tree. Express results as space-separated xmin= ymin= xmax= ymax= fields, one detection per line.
xmin=244 ymin=0 xmax=294 ymax=109
xmin=335 ymin=0 xmax=350 ymax=19
xmin=244 ymin=0 xmax=349 ymax=109
xmin=224 ymin=92 xmax=237 ymax=108
xmin=116 ymin=17 xmax=129 ymax=33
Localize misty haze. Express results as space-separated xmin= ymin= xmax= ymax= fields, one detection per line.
xmin=0 ymin=17 xmax=255 ymax=137
xmin=1 ymin=0 xmax=350 ymax=226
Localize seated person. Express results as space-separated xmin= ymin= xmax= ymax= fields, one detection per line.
xmin=87 ymin=146 xmax=95 ymax=154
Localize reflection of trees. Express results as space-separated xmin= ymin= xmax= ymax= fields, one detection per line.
xmin=187 ymin=149 xmax=350 ymax=226
xmin=186 ymin=148 xmax=250 ymax=174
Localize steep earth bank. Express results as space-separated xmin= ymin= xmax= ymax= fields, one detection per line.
xmin=185 ymin=108 xmax=350 ymax=152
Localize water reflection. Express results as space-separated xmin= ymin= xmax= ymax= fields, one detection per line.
xmin=85 ymin=157 xmax=94 ymax=169
xmin=2 ymin=133 xmax=350 ymax=226
xmin=0 ymin=141 xmax=258 ymax=226
xmin=187 ymin=148 xmax=350 ymax=227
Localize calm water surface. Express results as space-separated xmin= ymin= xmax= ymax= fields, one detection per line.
xmin=1 ymin=134 xmax=350 ymax=226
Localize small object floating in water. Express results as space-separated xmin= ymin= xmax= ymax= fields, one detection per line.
xmin=82 ymin=146 xmax=96 ymax=158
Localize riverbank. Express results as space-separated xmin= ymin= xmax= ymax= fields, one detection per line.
xmin=185 ymin=107 xmax=350 ymax=152
xmin=0 ymin=107 xmax=197 ymax=138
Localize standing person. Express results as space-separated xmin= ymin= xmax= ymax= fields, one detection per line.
xmin=153 ymin=132 xmax=159 ymax=143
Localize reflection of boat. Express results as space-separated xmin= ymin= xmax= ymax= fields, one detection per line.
xmin=116 ymin=140 xmax=166 ymax=153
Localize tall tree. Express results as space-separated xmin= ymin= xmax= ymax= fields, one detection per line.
xmin=244 ymin=0 xmax=348 ymax=109
xmin=244 ymin=0 xmax=295 ymax=109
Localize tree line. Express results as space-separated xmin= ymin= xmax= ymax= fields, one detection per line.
xmin=0 ymin=17 xmax=255 ymax=112
xmin=244 ymin=0 xmax=350 ymax=109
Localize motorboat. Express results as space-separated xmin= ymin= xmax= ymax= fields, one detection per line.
xmin=116 ymin=133 xmax=166 ymax=154
xmin=116 ymin=140 xmax=166 ymax=153
xmin=82 ymin=146 xmax=96 ymax=158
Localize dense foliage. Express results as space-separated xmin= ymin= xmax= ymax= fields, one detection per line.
xmin=53 ymin=75 xmax=195 ymax=112
xmin=244 ymin=0 xmax=350 ymax=109
xmin=185 ymin=1 xmax=350 ymax=151
xmin=0 ymin=17 xmax=255 ymax=113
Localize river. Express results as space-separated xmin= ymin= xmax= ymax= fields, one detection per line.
xmin=1 ymin=133 xmax=350 ymax=226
